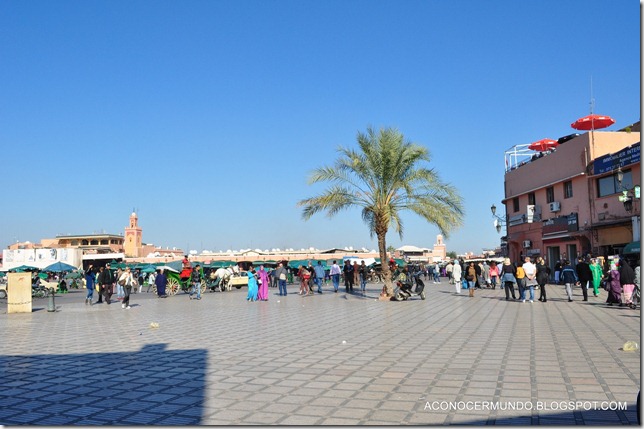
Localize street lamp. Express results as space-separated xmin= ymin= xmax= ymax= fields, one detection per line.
xmin=616 ymin=167 xmax=640 ymax=213
xmin=490 ymin=204 xmax=506 ymax=234
xmin=490 ymin=204 xmax=508 ymax=257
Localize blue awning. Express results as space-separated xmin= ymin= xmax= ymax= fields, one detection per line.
xmin=623 ymin=241 xmax=640 ymax=254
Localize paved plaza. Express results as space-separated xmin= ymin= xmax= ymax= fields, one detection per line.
xmin=0 ymin=280 xmax=640 ymax=425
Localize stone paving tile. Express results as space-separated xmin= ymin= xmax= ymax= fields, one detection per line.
xmin=34 ymin=415 xmax=80 ymax=425
xmin=321 ymin=388 xmax=355 ymax=397
xmin=342 ymin=398 xmax=379 ymax=409
xmin=239 ymin=411 xmax=284 ymax=424
xmin=292 ymin=404 xmax=336 ymax=417
xmin=278 ymin=415 xmax=323 ymax=425
xmin=328 ymin=406 xmax=372 ymax=419
xmin=155 ymin=415 xmax=200 ymax=425
xmin=376 ymin=399 xmax=419 ymax=412
xmin=320 ymin=417 xmax=362 ymax=424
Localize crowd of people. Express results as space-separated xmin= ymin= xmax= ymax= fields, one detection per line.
xmin=79 ymin=254 xmax=640 ymax=309
xmin=442 ymin=256 xmax=640 ymax=308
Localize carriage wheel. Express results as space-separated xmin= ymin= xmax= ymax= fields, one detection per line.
xmin=201 ymin=282 xmax=207 ymax=294
xmin=167 ymin=278 xmax=179 ymax=296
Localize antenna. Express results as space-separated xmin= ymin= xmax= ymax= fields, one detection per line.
xmin=589 ymin=75 xmax=595 ymax=114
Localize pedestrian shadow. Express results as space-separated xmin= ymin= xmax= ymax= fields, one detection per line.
xmin=0 ymin=343 xmax=206 ymax=425
xmin=343 ymin=292 xmax=378 ymax=300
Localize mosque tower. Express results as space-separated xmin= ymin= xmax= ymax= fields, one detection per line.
xmin=433 ymin=234 xmax=447 ymax=260
xmin=124 ymin=211 xmax=142 ymax=257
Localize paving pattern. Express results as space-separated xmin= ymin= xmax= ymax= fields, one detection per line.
xmin=0 ymin=280 xmax=640 ymax=425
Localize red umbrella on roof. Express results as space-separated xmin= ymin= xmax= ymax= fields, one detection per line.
xmin=528 ymin=138 xmax=558 ymax=152
xmin=571 ymin=114 xmax=615 ymax=131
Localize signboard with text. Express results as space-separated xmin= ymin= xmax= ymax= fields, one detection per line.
xmin=2 ymin=248 xmax=82 ymax=271
xmin=593 ymin=142 xmax=640 ymax=175
xmin=543 ymin=213 xmax=579 ymax=235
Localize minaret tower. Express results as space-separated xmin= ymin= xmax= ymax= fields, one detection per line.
xmin=124 ymin=210 xmax=142 ymax=257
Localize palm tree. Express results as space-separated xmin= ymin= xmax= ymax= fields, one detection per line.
xmin=298 ymin=126 xmax=464 ymax=296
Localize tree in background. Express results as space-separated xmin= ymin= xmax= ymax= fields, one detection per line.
xmin=298 ymin=126 xmax=464 ymax=296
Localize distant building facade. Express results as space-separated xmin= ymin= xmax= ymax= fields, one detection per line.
xmin=396 ymin=235 xmax=448 ymax=263
xmin=500 ymin=124 xmax=640 ymax=269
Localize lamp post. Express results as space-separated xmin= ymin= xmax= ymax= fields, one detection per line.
xmin=616 ymin=167 xmax=641 ymax=213
xmin=490 ymin=204 xmax=506 ymax=234
xmin=491 ymin=204 xmax=508 ymax=256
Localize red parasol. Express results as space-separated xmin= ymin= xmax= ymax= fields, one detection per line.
xmin=571 ymin=114 xmax=615 ymax=131
xmin=528 ymin=138 xmax=558 ymax=152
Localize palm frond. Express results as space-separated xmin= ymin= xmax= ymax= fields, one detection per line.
xmin=299 ymin=126 xmax=464 ymax=243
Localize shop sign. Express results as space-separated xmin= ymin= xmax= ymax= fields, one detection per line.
xmin=593 ymin=142 xmax=640 ymax=175
xmin=567 ymin=213 xmax=578 ymax=232
xmin=543 ymin=213 xmax=578 ymax=234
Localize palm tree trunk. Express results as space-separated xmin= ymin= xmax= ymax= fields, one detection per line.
xmin=376 ymin=226 xmax=393 ymax=296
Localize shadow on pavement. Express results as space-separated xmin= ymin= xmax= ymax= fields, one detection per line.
xmin=0 ymin=343 xmax=206 ymax=425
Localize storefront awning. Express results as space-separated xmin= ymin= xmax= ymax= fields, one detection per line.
xmin=623 ymin=241 xmax=640 ymax=254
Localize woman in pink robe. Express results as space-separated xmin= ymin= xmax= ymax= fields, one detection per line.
xmin=257 ymin=265 xmax=270 ymax=301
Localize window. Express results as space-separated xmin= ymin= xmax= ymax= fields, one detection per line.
xmin=81 ymin=240 xmax=89 ymax=245
xmin=597 ymin=170 xmax=633 ymax=198
xmin=90 ymin=240 xmax=98 ymax=245
xmin=564 ymin=181 xmax=573 ymax=199
xmin=528 ymin=192 xmax=536 ymax=205
xmin=546 ymin=187 xmax=554 ymax=203
xmin=513 ymin=197 xmax=520 ymax=212
xmin=100 ymin=240 xmax=108 ymax=245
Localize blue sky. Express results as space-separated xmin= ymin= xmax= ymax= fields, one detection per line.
xmin=1 ymin=0 xmax=640 ymax=255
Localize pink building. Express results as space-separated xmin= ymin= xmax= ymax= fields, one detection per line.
xmin=500 ymin=123 xmax=640 ymax=268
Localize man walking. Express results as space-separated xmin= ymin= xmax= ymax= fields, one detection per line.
xmin=98 ymin=263 xmax=114 ymax=305
xmin=307 ymin=261 xmax=316 ymax=294
xmin=274 ymin=262 xmax=288 ymax=296
xmin=85 ymin=265 xmax=95 ymax=305
xmin=482 ymin=261 xmax=491 ymax=288
xmin=119 ymin=267 xmax=134 ymax=309
xmin=575 ymin=256 xmax=592 ymax=302
xmin=359 ymin=260 xmax=368 ymax=293
xmin=561 ymin=260 xmax=579 ymax=302
xmin=343 ymin=260 xmax=354 ymax=293
xmin=522 ymin=256 xmax=537 ymax=303
xmin=313 ymin=261 xmax=325 ymax=294
xmin=329 ymin=260 xmax=341 ymax=293
xmin=446 ymin=262 xmax=454 ymax=284
xmin=189 ymin=264 xmax=202 ymax=300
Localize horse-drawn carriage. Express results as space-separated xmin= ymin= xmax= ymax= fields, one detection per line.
xmin=205 ymin=265 xmax=248 ymax=292
xmin=150 ymin=263 xmax=248 ymax=295
xmin=162 ymin=266 xmax=206 ymax=296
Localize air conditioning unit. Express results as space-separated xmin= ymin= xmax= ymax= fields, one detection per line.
xmin=549 ymin=201 xmax=561 ymax=212
xmin=523 ymin=240 xmax=532 ymax=248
